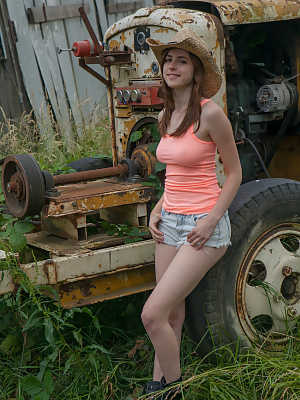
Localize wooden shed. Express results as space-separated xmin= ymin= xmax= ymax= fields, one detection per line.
xmin=0 ymin=0 xmax=154 ymax=139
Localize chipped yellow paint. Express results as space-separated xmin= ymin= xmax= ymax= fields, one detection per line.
xmin=120 ymin=31 xmax=126 ymax=43
xmin=59 ymin=264 xmax=155 ymax=308
xmin=115 ymin=107 xmax=132 ymax=118
xmin=143 ymin=67 xmax=153 ymax=74
xmin=121 ymin=117 xmax=139 ymax=155
xmin=76 ymin=190 xmax=152 ymax=211
xmin=154 ymin=27 xmax=170 ymax=33
xmin=109 ymin=40 xmax=120 ymax=51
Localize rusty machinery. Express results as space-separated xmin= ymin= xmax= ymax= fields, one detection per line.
xmin=1 ymin=7 xmax=160 ymax=244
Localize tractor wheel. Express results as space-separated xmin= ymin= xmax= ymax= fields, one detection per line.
xmin=185 ymin=178 xmax=300 ymax=353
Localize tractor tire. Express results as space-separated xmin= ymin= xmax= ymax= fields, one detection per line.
xmin=185 ymin=178 xmax=300 ymax=353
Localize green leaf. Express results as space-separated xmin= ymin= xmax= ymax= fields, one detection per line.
xmin=43 ymin=370 xmax=54 ymax=395
xmin=129 ymin=130 xmax=142 ymax=143
xmin=64 ymin=353 xmax=76 ymax=374
xmin=0 ymin=232 xmax=9 ymax=239
xmin=85 ymin=344 xmax=111 ymax=354
xmin=14 ymin=220 xmax=34 ymax=234
xmin=150 ymin=124 xmax=160 ymax=141
xmin=9 ymin=229 xmax=27 ymax=251
xmin=147 ymin=142 xmax=158 ymax=154
xmin=22 ymin=375 xmax=43 ymax=397
xmin=23 ymin=310 xmax=41 ymax=332
xmin=73 ymin=330 xmax=83 ymax=347
xmin=44 ymin=318 xmax=55 ymax=346
xmin=154 ymin=162 xmax=166 ymax=173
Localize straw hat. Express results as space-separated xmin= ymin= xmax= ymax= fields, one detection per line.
xmin=146 ymin=28 xmax=222 ymax=98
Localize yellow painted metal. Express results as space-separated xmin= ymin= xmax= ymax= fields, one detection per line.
xmin=76 ymin=189 xmax=151 ymax=213
xmin=59 ymin=263 xmax=155 ymax=308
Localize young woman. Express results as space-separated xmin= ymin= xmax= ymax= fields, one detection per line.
xmin=141 ymin=29 xmax=242 ymax=398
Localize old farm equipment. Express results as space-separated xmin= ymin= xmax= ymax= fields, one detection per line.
xmin=2 ymin=1 xmax=300 ymax=352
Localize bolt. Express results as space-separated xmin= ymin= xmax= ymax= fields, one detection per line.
xmin=282 ymin=266 xmax=293 ymax=276
xmin=287 ymin=307 xmax=297 ymax=318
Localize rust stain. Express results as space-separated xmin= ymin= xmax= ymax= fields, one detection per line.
xmin=76 ymin=189 xmax=152 ymax=211
xmin=115 ymin=107 xmax=132 ymax=118
xmin=109 ymin=40 xmax=120 ymax=51
xmin=161 ymin=15 xmax=183 ymax=27
xmin=154 ymin=27 xmax=169 ymax=33
xmin=143 ymin=67 xmax=153 ymax=74
xmin=120 ymin=31 xmax=126 ymax=44
xmin=59 ymin=264 xmax=155 ymax=308
xmin=121 ymin=118 xmax=139 ymax=155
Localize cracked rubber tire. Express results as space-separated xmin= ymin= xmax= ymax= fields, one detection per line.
xmin=185 ymin=178 xmax=300 ymax=353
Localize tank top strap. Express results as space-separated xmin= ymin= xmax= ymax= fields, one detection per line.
xmin=200 ymin=98 xmax=211 ymax=106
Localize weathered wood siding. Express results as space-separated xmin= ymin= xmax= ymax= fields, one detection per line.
xmin=1 ymin=0 xmax=154 ymax=138
xmin=0 ymin=1 xmax=31 ymax=123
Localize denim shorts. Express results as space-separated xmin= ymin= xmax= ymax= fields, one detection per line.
xmin=159 ymin=209 xmax=231 ymax=249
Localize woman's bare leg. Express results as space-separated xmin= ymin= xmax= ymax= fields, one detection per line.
xmin=152 ymin=243 xmax=181 ymax=381
xmin=142 ymin=244 xmax=227 ymax=383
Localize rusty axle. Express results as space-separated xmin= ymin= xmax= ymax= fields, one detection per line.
xmin=53 ymin=163 xmax=128 ymax=186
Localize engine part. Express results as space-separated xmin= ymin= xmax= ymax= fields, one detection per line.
xmin=2 ymin=154 xmax=45 ymax=218
xmin=131 ymin=144 xmax=157 ymax=178
xmin=256 ymin=83 xmax=291 ymax=112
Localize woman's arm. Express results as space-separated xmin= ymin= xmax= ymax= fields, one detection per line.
xmin=187 ymin=102 xmax=242 ymax=248
xmin=149 ymin=109 xmax=165 ymax=243
xmin=205 ymin=102 xmax=242 ymax=221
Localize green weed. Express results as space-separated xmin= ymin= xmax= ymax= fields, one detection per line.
xmin=0 ymin=112 xmax=300 ymax=400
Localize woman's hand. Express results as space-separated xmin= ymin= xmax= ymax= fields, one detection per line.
xmin=149 ymin=210 xmax=164 ymax=243
xmin=187 ymin=216 xmax=217 ymax=250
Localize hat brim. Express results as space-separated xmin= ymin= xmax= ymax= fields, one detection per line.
xmin=147 ymin=35 xmax=222 ymax=98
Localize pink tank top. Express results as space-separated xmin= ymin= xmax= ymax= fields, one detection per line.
xmin=156 ymin=100 xmax=220 ymax=214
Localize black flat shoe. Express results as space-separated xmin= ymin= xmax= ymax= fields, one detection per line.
xmin=159 ymin=376 xmax=183 ymax=400
xmin=142 ymin=380 xmax=162 ymax=395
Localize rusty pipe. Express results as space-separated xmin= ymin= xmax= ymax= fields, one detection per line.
xmin=53 ymin=164 xmax=128 ymax=186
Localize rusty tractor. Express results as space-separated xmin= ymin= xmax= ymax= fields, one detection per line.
xmin=2 ymin=0 xmax=300 ymax=353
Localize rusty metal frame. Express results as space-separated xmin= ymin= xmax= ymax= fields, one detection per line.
xmin=0 ymin=240 xmax=155 ymax=303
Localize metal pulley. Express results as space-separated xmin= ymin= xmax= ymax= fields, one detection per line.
xmin=2 ymin=155 xmax=46 ymax=218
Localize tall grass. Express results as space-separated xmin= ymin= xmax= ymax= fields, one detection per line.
xmin=0 ymin=106 xmax=112 ymax=172
xmin=0 ymin=111 xmax=300 ymax=399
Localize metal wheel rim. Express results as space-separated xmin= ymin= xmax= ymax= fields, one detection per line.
xmin=236 ymin=223 xmax=300 ymax=347
xmin=2 ymin=155 xmax=45 ymax=217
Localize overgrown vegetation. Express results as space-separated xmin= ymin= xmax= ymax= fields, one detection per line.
xmin=0 ymin=113 xmax=300 ymax=399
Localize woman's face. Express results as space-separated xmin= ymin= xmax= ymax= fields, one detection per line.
xmin=162 ymin=48 xmax=195 ymax=90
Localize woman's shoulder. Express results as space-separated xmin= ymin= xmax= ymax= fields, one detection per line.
xmin=201 ymin=99 xmax=226 ymax=121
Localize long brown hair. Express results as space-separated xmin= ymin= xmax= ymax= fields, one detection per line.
xmin=158 ymin=50 xmax=204 ymax=137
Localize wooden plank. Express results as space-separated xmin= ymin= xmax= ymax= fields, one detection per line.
xmin=27 ymin=4 xmax=90 ymax=24
xmin=45 ymin=0 xmax=85 ymax=134
xmin=60 ymin=0 xmax=107 ymax=121
xmin=107 ymin=1 xmax=145 ymax=14
xmin=94 ymin=0 xmax=108 ymax=39
xmin=5 ymin=0 xmax=53 ymax=135
xmin=23 ymin=0 xmax=74 ymax=142
xmin=106 ymin=0 xmax=154 ymax=27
